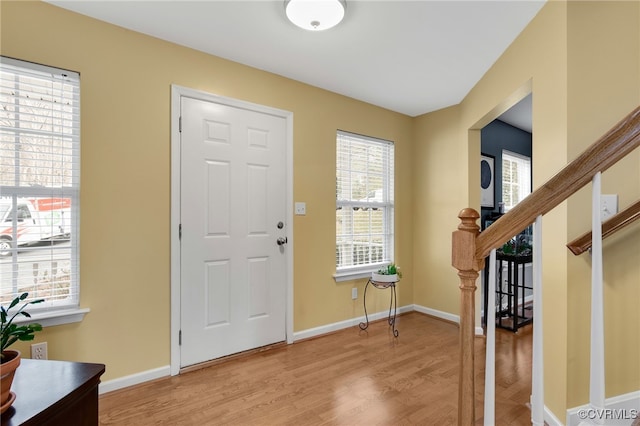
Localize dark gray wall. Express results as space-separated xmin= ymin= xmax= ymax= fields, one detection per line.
xmin=480 ymin=119 xmax=532 ymax=224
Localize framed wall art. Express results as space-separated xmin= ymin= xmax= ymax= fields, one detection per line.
xmin=480 ymin=153 xmax=495 ymax=208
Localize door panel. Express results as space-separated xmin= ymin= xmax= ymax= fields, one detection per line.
xmin=180 ymin=96 xmax=287 ymax=367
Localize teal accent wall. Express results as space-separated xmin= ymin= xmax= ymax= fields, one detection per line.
xmin=480 ymin=119 xmax=532 ymax=223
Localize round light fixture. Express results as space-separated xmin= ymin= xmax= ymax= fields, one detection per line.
xmin=285 ymin=0 xmax=346 ymax=31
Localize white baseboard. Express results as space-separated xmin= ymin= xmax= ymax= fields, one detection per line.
xmin=544 ymin=404 xmax=565 ymax=426
xmin=293 ymin=304 xmax=485 ymax=343
xmin=413 ymin=304 xmax=459 ymax=323
xmin=99 ymin=365 xmax=171 ymax=395
xmin=292 ymin=304 xmax=414 ymax=341
xmin=413 ymin=304 xmax=484 ymax=336
xmin=566 ymin=391 xmax=640 ymax=425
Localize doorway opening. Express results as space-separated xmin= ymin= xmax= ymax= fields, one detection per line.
xmin=479 ymin=93 xmax=533 ymax=332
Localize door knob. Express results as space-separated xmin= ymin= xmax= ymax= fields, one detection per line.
xmin=277 ymin=237 xmax=288 ymax=246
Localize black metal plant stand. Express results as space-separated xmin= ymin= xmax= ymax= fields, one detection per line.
xmin=495 ymin=252 xmax=533 ymax=332
xmin=359 ymin=278 xmax=399 ymax=337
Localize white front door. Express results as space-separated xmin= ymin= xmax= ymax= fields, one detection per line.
xmin=179 ymin=95 xmax=288 ymax=368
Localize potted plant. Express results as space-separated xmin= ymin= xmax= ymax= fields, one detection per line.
xmin=0 ymin=292 xmax=43 ymax=413
xmin=371 ymin=263 xmax=402 ymax=283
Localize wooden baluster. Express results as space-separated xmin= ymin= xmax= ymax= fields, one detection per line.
xmin=452 ymin=208 xmax=483 ymax=426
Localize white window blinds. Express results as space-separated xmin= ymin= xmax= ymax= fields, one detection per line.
xmin=336 ymin=131 xmax=394 ymax=271
xmin=0 ymin=56 xmax=80 ymax=311
xmin=502 ymin=150 xmax=531 ymax=211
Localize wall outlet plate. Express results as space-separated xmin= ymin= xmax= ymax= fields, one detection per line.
xmin=601 ymin=194 xmax=618 ymax=221
xmin=31 ymin=342 xmax=48 ymax=360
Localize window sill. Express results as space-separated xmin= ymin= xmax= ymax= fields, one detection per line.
xmin=334 ymin=268 xmax=378 ymax=282
xmin=13 ymin=308 xmax=90 ymax=327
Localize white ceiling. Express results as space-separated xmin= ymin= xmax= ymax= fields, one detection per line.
xmin=498 ymin=93 xmax=532 ymax=133
xmin=45 ymin=0 xmax=542 ymax=129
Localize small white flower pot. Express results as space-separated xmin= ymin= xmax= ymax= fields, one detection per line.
xmin=371 ymin=273 xmax=398 ymax=283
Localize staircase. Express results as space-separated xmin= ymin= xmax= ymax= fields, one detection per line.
xmin=451 ymin=106 xmax=640 ymax=425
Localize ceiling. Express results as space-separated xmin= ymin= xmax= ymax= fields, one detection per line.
xmin=498 ymin=93 xmax=532 ymax=133
xmin=45 ymin=0 xmax=542 ymax=131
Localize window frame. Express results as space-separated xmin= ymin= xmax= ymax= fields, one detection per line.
xmin=0 ymin=56 xmax=87 ymax=327
xmin=501 ymin=149 xmax=532 ymax=212
xmin=334 ymin=130 xmax=395 ymax=282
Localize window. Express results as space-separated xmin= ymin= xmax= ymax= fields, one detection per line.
xmin=501 ymin=150 xmax=531 ymax=211
xmin=0 ymin=57 xmax=81 ymax=320
xmin=335 ymin=131 xmax=394 ymax=281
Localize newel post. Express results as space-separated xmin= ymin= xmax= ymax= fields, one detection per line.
xmin=451 ymin=208 xmax=482 ymax=426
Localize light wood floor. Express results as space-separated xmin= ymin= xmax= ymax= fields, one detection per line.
xmin=99 ymin=312 xmax=533 ymax=425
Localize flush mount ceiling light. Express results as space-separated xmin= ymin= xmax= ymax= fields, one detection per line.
xmin=285 ymin=0 xmax=346 ymax=31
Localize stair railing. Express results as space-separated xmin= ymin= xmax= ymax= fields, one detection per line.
xmin=451 ymin=105 xmax=640 ymax=425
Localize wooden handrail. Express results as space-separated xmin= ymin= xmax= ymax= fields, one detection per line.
xmin=451 ymin=105 xmax=640 ymax=425
xmin=567 ymin=199 xmax=640 ymax=255
xmin=475 ymin=105 xmax=640 ymax=260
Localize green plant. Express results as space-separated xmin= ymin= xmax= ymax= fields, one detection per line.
xmin=1 ymin=293 xmax=44 ymax=361
xmin=377 ymin=263 xmax=402 ymax=278
xmin=499 ymin=234 xmax=532 ymax=256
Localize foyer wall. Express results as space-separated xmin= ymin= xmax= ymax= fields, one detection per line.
xmin=0 ymin=0 xmax=414 ymax=381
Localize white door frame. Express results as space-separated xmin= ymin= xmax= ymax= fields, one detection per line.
xmin=170 ymin=85 xmax=294 ymax=376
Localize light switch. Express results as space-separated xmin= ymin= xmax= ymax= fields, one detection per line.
xmin=295 ymin=202 xmax=306 ymax=215
xmin=601 ymin=194 xmax=618 ymax=221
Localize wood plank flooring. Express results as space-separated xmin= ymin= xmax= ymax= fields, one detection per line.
xmin=99 ymin=312 xmax=533 ymax=425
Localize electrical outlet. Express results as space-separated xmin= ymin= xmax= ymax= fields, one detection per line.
xmin=351 ymin=288 xmax=357 ymax=300
xmin=31 ymin=342 xmax=48 ymax=360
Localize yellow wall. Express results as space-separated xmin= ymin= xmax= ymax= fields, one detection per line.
xmin=412 ymin=105 xmax=465 ymax=317
xmin=565 ymin=1 xmax=640 ymax=406
xmin=1 ymin=1 xmax=413 ymax=380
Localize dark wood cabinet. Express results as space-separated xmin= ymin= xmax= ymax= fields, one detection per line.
xmin=1 ymin=359 xmax=105 ymax=426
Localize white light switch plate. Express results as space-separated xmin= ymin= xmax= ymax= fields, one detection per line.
xmin=601 ymin=194 xmax=618 ymax=221
xmin=295 ymin=202 xmax=306 ymax=215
